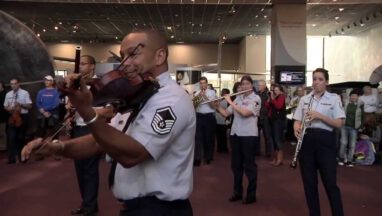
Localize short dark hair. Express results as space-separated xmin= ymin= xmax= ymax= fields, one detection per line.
xmin=222 ymin=88 xmax=230 ymax=95
xmin=81 ymin=55 xmax=96 ymax=65
xmin=233 ymin=82 xmax=241 ymax=93
xmin=200 ymin=76 xmax=208 ymax=83
xmin=349 ymin=90 xmax=360 ymax=96
xmin=133 ymin=28 xmax=169 ymax=60
xmin=273 ymin=84 xmax=284 ymax=92
xmin=240 ymin=75 xmax=253 ymax=84
xmin=313 ymin=68 xmax=329 ymax=81
xmin=10 ymin=78 xmax=19 ymax=83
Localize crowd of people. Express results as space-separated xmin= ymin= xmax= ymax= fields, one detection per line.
xmin=0 ymin=28 xmax=381 ymax=216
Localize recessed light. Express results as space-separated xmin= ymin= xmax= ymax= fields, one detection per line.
xmin=54 ymin=26 xmax=58 ymax=30
xmin=339 ymin=8 xmax=344 ymax=12
xmin=335 ymin=16 xmax=340 ymax=20
xmin=312 ymin=24 xmax=316 ymax=27
xmin=42 ymin=29 xmax=46 ymax=32
xmin=170 ymin=35 xmax=174 ymax=39
xmin=167 ymin=26 xmax=172 ymax=30
xmin=58 ymin=22 xmax=62 ymax=25
xmin=37 ymin=33 xmax=40 ymax=37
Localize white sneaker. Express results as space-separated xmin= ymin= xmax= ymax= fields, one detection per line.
xmin=346 ymin=162 xmax=354 ymax=167
xmin=338 ymin=161 xmax=345 ymax=166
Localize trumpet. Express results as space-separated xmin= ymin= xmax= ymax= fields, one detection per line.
xmin=290 ymin=95 xmax=314 ymax=169
xmin=192 ymin=89 xmax=206 ymax=108
xmin=199 ymin=89 xmax=253 ymax=105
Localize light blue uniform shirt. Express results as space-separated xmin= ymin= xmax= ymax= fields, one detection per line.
xmin=227 ymin=92 xmax=261 ymax=136
xmin=293 ymin=91 xmax=345 ymax=132
xmin=4 ymin=89 xmax=32 ymax=114
xmin=195 ymin=89 xmax=216 ymax=114
xmin=112 ymin=71 xmax=196 ymax=201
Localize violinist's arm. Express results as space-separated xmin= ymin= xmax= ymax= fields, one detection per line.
xmin=80 ymin=107 xmax=150 ymax=168
xmin=60 ymin=134 xmax=104 ymax=159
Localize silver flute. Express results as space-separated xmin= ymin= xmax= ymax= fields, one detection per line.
xmin=290 ymin=95 xmax=314 ymax=169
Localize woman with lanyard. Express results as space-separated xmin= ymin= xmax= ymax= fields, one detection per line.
xmin=215 ymin=75 xmax=261 ymax=204
xmin=293 ymin=68 xmax=345 ymax=216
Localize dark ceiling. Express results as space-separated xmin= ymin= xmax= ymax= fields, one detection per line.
xmin=1 ymin=0 xmax=382 ymax=44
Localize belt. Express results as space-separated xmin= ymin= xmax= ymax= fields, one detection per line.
xmin=119 ymin=196 xmax=189 ymax=210
xmin=305 ymin=128 xmax=332 ymax=134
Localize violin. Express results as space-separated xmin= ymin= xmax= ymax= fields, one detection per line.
xmin=9 ymin=104 xmax=22 ymax=127
xmin=59 ymin=43 xmax=160 ymax=113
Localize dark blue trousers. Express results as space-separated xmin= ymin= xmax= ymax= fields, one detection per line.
xmin=72 ymin=126 xmax=100 ymax=213
xmin=194 ymin=113 xmax=216 ymax=163
xmin=230 ymin=135 xmax=258 ymax=198
xmin=119 ymin=197 xmax=192 ymax=216
xmin=6 ymin=114 xmax=28 ymax=162
xmin=299 ymin=128 xmax=344 ymax=216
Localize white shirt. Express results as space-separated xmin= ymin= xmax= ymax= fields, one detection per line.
xmin=227 ymin=92 xmax=261 ymax=136
xmin=112 ymin=71 xmax=196 ymax=201
xmin=293 ymin=91 xmax=345 ymax=132
xmin=195 ymin=89 xmax=216 ymax=114
xmin=359 ymin=94 xmax=378 ymax=113
xmin=4 ymin=89 xmax=32 ymax=114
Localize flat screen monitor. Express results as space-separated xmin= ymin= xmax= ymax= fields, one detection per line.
xmin=274 ymin=65 xmax=306 ymax=85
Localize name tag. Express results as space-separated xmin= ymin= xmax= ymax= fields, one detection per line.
xmin=320 ymin=103 xmax=331 ymax=106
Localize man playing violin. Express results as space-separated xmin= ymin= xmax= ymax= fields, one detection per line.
xmin=22 ymin=29 xmax=196 ymax=216
xmin=4 ymin=78 xmax=32 ymax=164
xmin=66 ymin=55 xmax=101 ymax=216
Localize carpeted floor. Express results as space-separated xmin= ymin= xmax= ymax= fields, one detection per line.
xmin=0 ymin=147 xmax=381 ymax=216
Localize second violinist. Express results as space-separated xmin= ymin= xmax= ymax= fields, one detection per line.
xmin=4 ymin=78 xmax=32 ymax=164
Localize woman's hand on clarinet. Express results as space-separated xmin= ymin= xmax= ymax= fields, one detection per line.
xmin=294 ymin=125 xmax=302 ymax=140
xmin=21 ymin=138 xmax=62 ymax=162
xmin=306 ymin=111 xmax=322 ymax=121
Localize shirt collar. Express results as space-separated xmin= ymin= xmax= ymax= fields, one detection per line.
xmin=155 ymin=71 xmax=171 ymax=87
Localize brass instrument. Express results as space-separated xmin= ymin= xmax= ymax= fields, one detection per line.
xmin=192 ymin=90 xmax=206 ymax=108
xmin=290 ymin=95 xmax=314 ymax=169
xmin=199 ymin=89 xmax=253 ymax=105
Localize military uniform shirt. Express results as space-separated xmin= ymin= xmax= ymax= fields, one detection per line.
xmin=293 ymin=91 xmax=345 ymax=132
xmin=112 ymin=71 xmax=196 ymax=201
xmin=195 ymin=89 xmax=216 ymax=114
xmin=227 ymin=92 xmax=261 ymax=136
xmin=4 ymin=89 xmax=32 ymax=114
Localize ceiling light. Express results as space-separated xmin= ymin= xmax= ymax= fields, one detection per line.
xmin=255 ymin=24 xmax=259 ymax=27
xmin=115 ymin=36 xmax=118 ymax=40
xmin=334 ymin=16 xmax=340 ymax=20
xmin=54 ymin=26 xmax=58 ymax=30
xmin=170 ymin=35 xmax=174 ymax=39
xmin=312 ymin=24 xmax=316 ymax=27
xmin=333 ymin=0 xmax=337 ymax=2
xmin=176 ymin=41 xmax=184 ymax=44
xmin=37 ymin=33 xmax=40 ymax=37
xmin=42 ymin=29 xmax=46 ymax=32
xmin=174 ymin=14 xmax=178 ymax=17
xmin=339 ymin=8 xmax=344 ymax=12
xmin=264 ymin=15 xmax=267 ymax=18
xmin=261 ymin=8 xmax=264 ymax=12
xmin=73 ymin=25 xmax=79 ymax=29
xmin=166 ymin=26 xmax=172 ymax=30
xmin=58 ymin=22 xmax=62 ymax=25
xmin=255 ymin=15 xmax=258 ymax=18
xmin=73 ymin=30 xmax=77 ymax=33
xmin=360 ymin=19 xmax=365 ymax=26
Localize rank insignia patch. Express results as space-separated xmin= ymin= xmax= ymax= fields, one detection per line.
xmin=151 ymin=106 xmax=177 ymax=135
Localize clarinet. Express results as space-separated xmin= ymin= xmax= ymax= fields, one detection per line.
xmin=290 ymin=95 xmax=314 ymax=169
